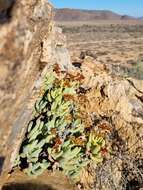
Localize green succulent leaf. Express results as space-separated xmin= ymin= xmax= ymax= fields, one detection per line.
xmin=16 ymin=65 xmax=107 ymax=183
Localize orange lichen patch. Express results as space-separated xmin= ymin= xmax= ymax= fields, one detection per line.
xmin=71 ymin=136 xmax=86 ymax=146
xmin=65 ymin=73 xmax=85 ymax=82
xmin=63 ymin=94 xmax=75 ymax=101
xmin=63 ymin=80 xmax=71 ymax=87
xmin=53 ymin=137 xmax=63 ymax=149
xmin=53 ymin=64 xmax=61 ymax=74
xmin=75 ymin=93 xmax=93 ymax=130
xmin=65 ymin=73 xmax=75 ymax=80
xmin=98 ymin=122 xmax=112 ymax=133
xmin=101 ymin=148 xmax=108 ymax=156
xmin=74 ymin=73 xmax=85 ymax=81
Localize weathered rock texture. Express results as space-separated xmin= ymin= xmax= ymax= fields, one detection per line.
xmin=0 ymin=0 xmax=72 ymax=176
xmin=72 ymin=56 xmax=143 ymax=190
xmin=0 ymin=170 xmax=75 ymax=190
xmin=0 ymin=0 xmax=143 ymax=189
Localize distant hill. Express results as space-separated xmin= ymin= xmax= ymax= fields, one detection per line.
xmin=54 ymin=8 xmax=136 ymax=22
xmin=139 ymin=17 xmax=143 ymax=20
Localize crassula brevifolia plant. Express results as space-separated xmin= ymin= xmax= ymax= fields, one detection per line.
xmin=15 ymin=64 xmax=107 ymax=183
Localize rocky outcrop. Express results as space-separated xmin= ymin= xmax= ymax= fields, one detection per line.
xmin=1 ymin=170 xmax=75 ymax=190
xmin=80 ymin=56 xmax=143 ymax=155
xmin=0 ymin=0 xmax=52 ymax=172
xmin=0 ymin=0 xmax=72 ymax=176
xmin=0 ymin=0 xmax=142 ymax=189
xmin=72 ymin=56 xmax=143 ymax=190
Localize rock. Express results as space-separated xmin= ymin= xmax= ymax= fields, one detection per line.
xmin=80 ymin=58 xmax=143 ymax=189
xmin=54 ymin=27 xmax=75 ymax=71
xmin=0 ymin=0 xmax=15 ymax=22
xmin=81 ymin=56 xmax=108 ymax=89
xmin=80 ymin=50 xmax=97 ymax=60
xmin=0 ymin=0 xmax=73 ymax=176
xmin=0 ymin=0 xmax=14 ymax=11
xmin=0 ymin=170 xmax=76 ymax=190
xmin=55 ymin=45 xmax=71 ymax=71
xmin=0 ymin=0 xmax=53 ymax=173
xmin=0 ymin=0 xmax=142 ymax=189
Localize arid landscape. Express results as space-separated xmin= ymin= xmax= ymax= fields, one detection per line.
xmin=55 ymin=9 xmax=143 ymax=80
xmin=0 ymin=2 xmax=143 ymax=190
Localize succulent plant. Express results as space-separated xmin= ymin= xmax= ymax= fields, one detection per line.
xmin=15 ymin=64 xmax=107 ymax=183
xmin=87 ymin=132 xmax=105 ymax=163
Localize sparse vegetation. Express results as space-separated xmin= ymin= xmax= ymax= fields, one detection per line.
xmin=128 ymin=61 xmax=143 ymax=80
xmin=15 ymin=64 xmax=107 ymax=183
xmin=111 ymin=61 xmax=143 ymax=80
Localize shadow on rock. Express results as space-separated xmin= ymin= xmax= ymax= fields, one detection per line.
xmin=2 ymin=182 xmax=56 ymax=190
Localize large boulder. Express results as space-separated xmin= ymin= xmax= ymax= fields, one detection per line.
xmin=78 ymin=57 xmax=143 ymax=190
xmin=0 ymin=0 xmax=73 ymax=176
xmin=0 ymin=1 xmax=142 ymax=189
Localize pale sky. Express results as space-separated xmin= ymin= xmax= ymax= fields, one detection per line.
xmin=50 ymin=0 xmax=143 ymax=17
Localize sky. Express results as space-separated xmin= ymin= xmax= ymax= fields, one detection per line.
xmin=50 ymin=0 xmax=143 ymax=17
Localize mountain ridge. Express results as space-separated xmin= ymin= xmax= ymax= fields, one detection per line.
xmin=54 ymin=8 xmax=137 ymax=22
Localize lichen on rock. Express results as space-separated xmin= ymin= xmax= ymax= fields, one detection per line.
xmin=0 ymin=0 xmax=143 ymax=189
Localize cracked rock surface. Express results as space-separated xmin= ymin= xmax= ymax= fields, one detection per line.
xmin=0 ymin=0 xmax=72 ymax=174
xmin=73 ymin=56 xmax=143 ymax=189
